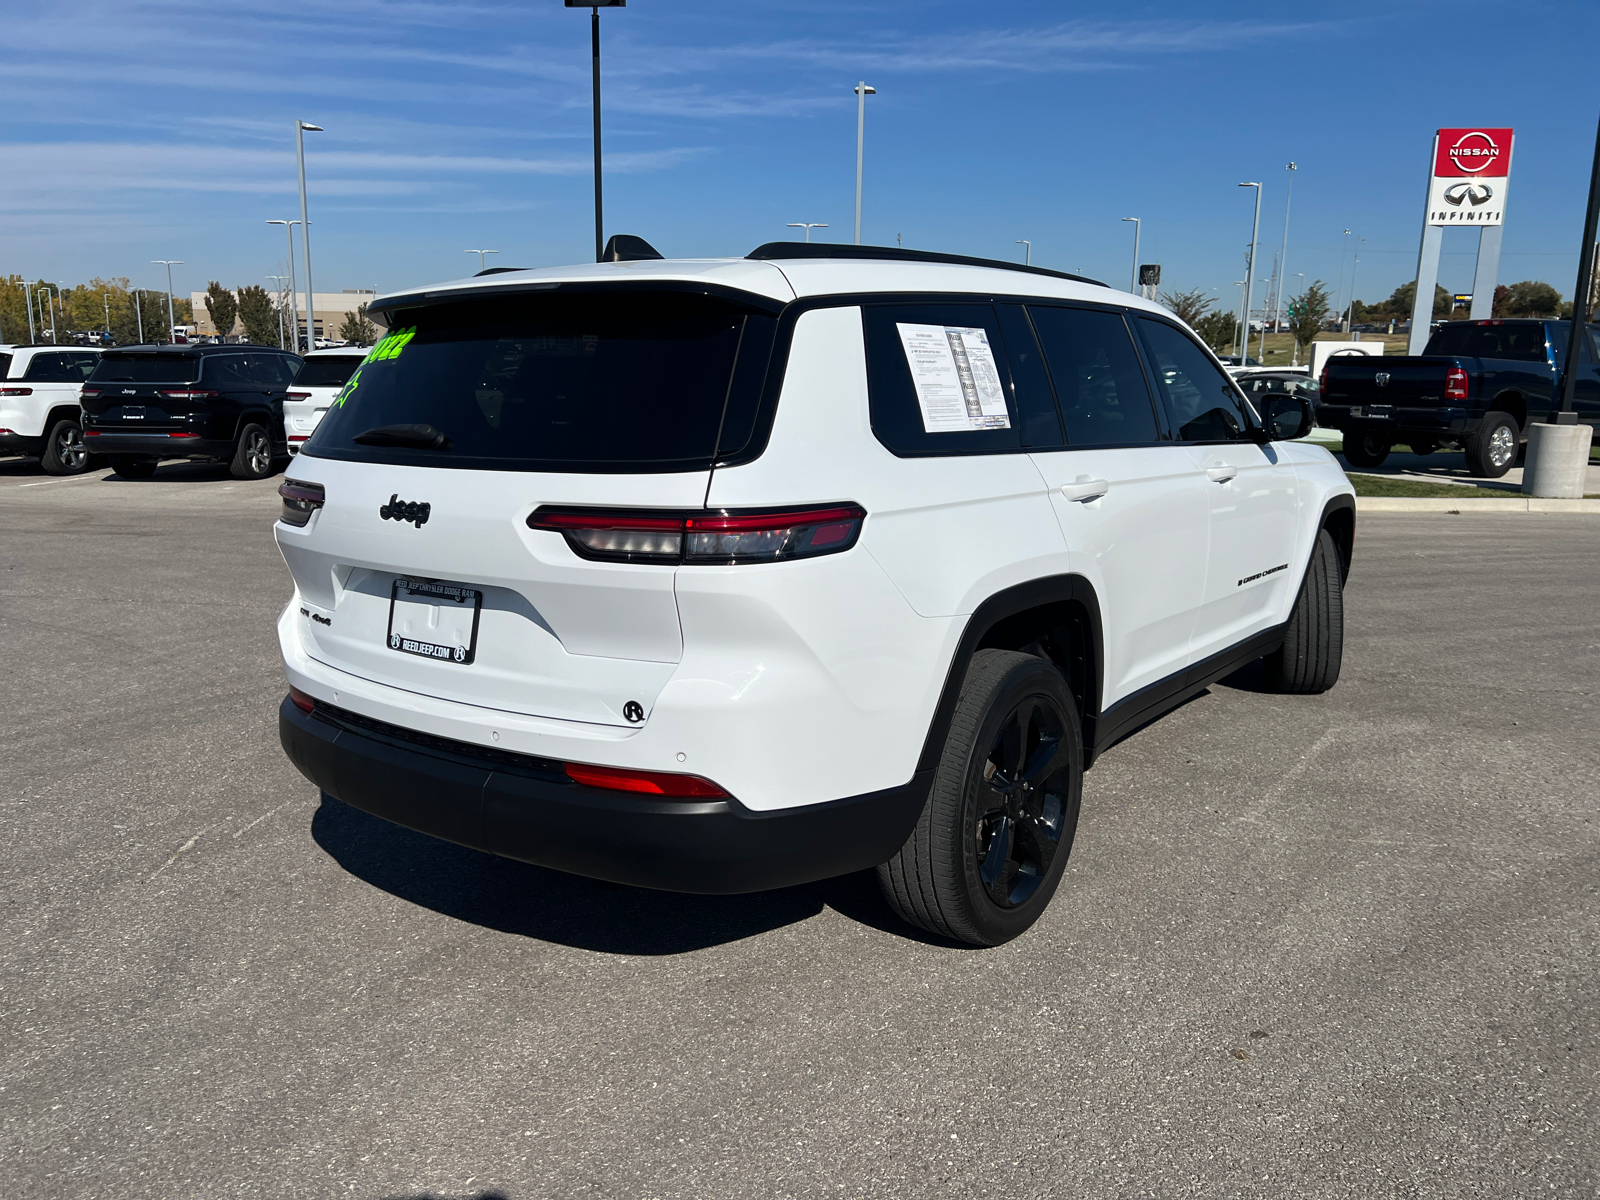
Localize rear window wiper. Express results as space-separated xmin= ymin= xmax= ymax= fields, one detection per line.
xmin=352 ymin=423 xmax=451 ymax=450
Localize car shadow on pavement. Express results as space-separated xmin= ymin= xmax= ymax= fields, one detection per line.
xmin=312 ymin=794 xmax=941 ymax=954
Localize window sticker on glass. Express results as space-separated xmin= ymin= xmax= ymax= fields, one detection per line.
xmin=895 ymin=323 xmax=1011 ymax=433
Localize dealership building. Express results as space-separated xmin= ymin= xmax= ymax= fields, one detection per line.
xmin=190 ymin=288 xmax=376 ymax=339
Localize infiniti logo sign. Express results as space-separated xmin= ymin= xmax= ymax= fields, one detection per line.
xmin=379 ymin=494 xmax=431 ymax=528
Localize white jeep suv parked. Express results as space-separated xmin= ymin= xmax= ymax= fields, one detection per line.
xmin=275 ymin=242 xmax=1353 ymax=946
xmin=0 ymin=344 xmax=103 ymax=474
xmin=285 ymin=346 xmax=369 ymax=453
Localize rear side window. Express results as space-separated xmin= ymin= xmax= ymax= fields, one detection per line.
xmin=863 ymin=303 xmax=1023 ymax=456
xmin=1425 ymin=323 xmax=1549 ymax=361
xmin=245 ymin=354 xmax=297 ymax=386
xmin=1027 ymin=306 xmax=1160 ymax=447
xmin=203 ymin=355 xmax=256 ymax=388
xmin=292 ymin=357 xmax=363 ymax=389
xmin=0 ymin=353 xmax=11 ymax=378
xmin=90 ymin=354 xmax=201 ymax=384
xmin=22 ymin=352 xmax=87 ymax=383
xmin=72 ymin=353 xmax=100 ymax=376
xmin=1136 ymin=318 xmax=1254 ymax=442
xmin=306 ymin=291 xmax=776 ymax=473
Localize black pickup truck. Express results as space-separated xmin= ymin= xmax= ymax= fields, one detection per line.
xmin=1316 ymin=319 xmax=1600 ymax=477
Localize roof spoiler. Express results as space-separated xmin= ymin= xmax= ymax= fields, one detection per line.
xmin=746 ymin=241 xmax=1104 ymax=287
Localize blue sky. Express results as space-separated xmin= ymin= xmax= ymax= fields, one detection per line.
xmin=4 ymin=0 xmax=1598 ymax=313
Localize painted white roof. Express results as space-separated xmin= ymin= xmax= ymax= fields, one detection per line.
xmin=374 ymin=255 xmax=1174 ymax=319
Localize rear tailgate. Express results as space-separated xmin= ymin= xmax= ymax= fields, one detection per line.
xmin=1319 ymin=355 xmax=1462 ymax=422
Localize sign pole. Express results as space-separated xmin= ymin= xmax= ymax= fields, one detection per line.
xmin=1468 ymin=226 xmax=1504 ymax=321
xmin=1407 ymin=134 xmax=1444 ymax=356
xmin=1554 ymin=111 xmax=1600 ymax=421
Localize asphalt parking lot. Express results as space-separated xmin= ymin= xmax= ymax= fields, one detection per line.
xmin=3 ymin=458 xmax=1597 ymax=1199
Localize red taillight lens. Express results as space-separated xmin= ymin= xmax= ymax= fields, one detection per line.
xmin=168 ymin=432 xmax=200 ymax=438
xmin=286 ymin=391 xmax=312 ymax=400
xmin=289 ymin=687 xmax=316 ymax=714
xmin=527 ymin=504 xmax=866 ymax=565
xmin=156 ymin=389 xmax=220 ymax=400
xmin=564 ymin=761 xmax=729 ymax=799
xmin=1319 ymin=364 xmax=1330 ymax=396
xmin=80 ymin=388 xmax=101 ymax=398
xmin=278 ymin=478 xmax=325 ymax=527
xmin=0 ymin=387 xmax=33 ymax=396
xmin=1445 ymin=366 xmax=1469 ymax=402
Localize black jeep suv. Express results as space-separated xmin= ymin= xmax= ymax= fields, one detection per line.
xmin=81 ymin=344 xmax=303 ymax=479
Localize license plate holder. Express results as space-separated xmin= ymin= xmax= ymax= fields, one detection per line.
xmin=122 ymin=406 xmax=145 ymax=420
xmin=386 ymin=578 xmax=483 ymax=665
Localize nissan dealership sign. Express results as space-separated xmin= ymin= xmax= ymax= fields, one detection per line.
xmin=1427 ymin=128 xmax=1514 ymax=226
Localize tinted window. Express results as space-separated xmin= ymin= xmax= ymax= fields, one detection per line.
xmin=1237 ymin=373 xmax=1319 ymax=402
xmin=995 ymin=305 xmax=1063 ymax=447
xmin=307 ymin=291 xmax=773 ymax=472
xmin=22 ymin=352 xmax=83 ymax=382
xmin=0 ymin=353 xmax=11 ymax=379
xmin=254 ymin=354 xmax=300 ymax=386
xmin=89 ymin=354 xmax=201 ymax=384
xmin=72 ymin=353 xmax=100 ymax=377
xmin=1028 ymin=306 xmax=1160 ymax=446
xmin=863 ymin=302 xmax=1022 ymax=456
xmin=293 ymin=357 xmax=364 ymax=389
xmin=203 ymin=354 xmax=256 ymax=388
xmin=1424 ymin=323 xmax=1549 ymax=362
xmin=1137 ymin=318 xmax=1253 ymax=442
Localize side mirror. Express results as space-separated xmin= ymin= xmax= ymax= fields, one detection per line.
xmin=1261 ymin=394 xmax=1314 ymax=441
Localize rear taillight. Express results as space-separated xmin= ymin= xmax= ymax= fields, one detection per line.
xmin=80 ymin=388 xmax=101 ymax=398
xmin=286 ymin=391 xmax=312 ymax=400
xmin=0 ymin=387 xmax=32 ymax=396
xmin=527 ymin=504 xmax=866 ymax=565
xmin=1445 ymin=366 xmax=1469 ymax=402
xmin=278 ymin=478 xmax=325 ymax=527
xmin=156 ymin=389 xmax=220 ymax=400
xmin=564 ymin=761 xmax=729 ymax=799
xmin=1319 ymin=364 xmax=1330 ymax=396
xmin=289 ymin=687 xmax=316 ymax=714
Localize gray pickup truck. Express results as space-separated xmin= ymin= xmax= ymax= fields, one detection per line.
xmin=1316 ymin=319 xmax=1600 ymax=476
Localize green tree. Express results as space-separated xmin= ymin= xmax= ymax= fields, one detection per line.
xmin=205 ymin=281 xmax=238 ymax=340
xmin=1380 ymin=281 xmax=1451 ymax=319
xmin=337 ymin=303 xmax=379 ymax=346
xmin=1157 ymin=287 xmax=1215 ymax=327
xmin=1193 ymin=310 xmax=1237 ymax=354
xmin=1498 ymin=279 xmax=1562 ymax=317
xmin=237 ymin=284 xmax=280 ymax=346
xmin=1286 ymin=280 xmax=1332 ymax=359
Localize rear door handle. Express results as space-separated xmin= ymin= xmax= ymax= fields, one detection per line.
xmin=1059 ymin=477 xmax=1110 ymax=503
xmin=1206 ymin=466 xmax=1239 ymax=484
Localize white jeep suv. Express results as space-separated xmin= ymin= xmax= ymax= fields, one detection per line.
xmin=0 ymin=344 xmax=103 ymax=473
xmin=285 ymin=346 xmax=369 ymax=454
xmin=275 ymin=242 xmax=1353 ymax=946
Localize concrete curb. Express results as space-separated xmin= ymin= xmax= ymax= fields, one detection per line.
xmin=1357 ymin=496 xmax=1600 ymax=513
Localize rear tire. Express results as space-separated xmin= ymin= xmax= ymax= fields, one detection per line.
xmin=40 ymin=418 xmax=91 ymax=475
xmin=878 ymin=649 xmax=1083 ymax=947
xmin=1406 ymin=439 xmax=1438 ymax=457
xmin=1266 ymin=528 xmax=1344 ymax=694
xmin=230 ymin=423 xmax=275 ymax=480
xmin=110 ymin=457 xmax=157 ymax=480
xmin=1465 ymin=411 xmax=1518 ymax=478
xmin=1342 ymin=432 xmax=1391 ymax=469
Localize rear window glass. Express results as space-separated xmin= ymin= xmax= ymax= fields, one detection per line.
xmin=23 ymin=352 xmax=97 ymax=382
xmin=0 ymin=353 xmax=12 ymax=379
xmin=89 ymin=354 xmax=201 ymax=384
xmin=304 ymin=292 xmax=776 ymax=473
xmin=1424 ymin=323 xmax=1548 ymax=361
xmin=293 ymin=357 xmax=362 ymax=389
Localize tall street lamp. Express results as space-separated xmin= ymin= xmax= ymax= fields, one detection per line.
xmin=787 ymin=223 xmax=828 ymax=243
xmin=295 ymin=120 xmax=323 ymax=349
xmin=1238 ymin=183 xmax=1263 ymax=361
xmin=152 ymin=261 xmax=182 ymax=343
xmin=853 ymin=82 xmax=875 ymax=245
xmin=23 ymin=281 xmax=35 ymax=343
xmin=466 ymin=249 xmax=500 ymax=272
xmin=1121 ymin=217 xmax=1140 ymax=293
xmin=1345 ymin=235 xmax=1365 ymax=333
xmin=1335 ymin=228 xmax=1352 ymax=330
xmin=267 ymin=275 xmax=289 ymax=349
xmin=267 ymin=220 xmax=301 ymax=351
xmin=1273 ymin=162 xmax=1297 ymax=342
xmin=1015 ymin=239 xmax=1031 ymax=266
xmin=567 ymin=1 xmax=626 ymax=262
xmin=1290 ymin=271 xmax=1305 ymax=365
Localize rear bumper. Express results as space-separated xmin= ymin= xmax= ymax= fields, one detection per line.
xmin=83 ymin=432 xmax=235 ymax=459
xmin=279 ymin=695 xmax=931 ymax=894
xmin=0 ymin=432 xmax=44 ymax=456
xmin=1316 ymin=406 xmax=1472 ymax=437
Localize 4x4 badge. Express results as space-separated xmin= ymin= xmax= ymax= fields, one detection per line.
xmin=379 ymin=494 xmax=431 ymax=528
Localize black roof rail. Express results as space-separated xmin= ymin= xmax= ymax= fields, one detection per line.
xmin=746 ymin=241 xmax=1105 ymax=287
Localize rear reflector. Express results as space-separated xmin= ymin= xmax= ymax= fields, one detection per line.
xmin=564 ymin=761 xmax=729 ymax=799
xmin=528 ymin=503 xmax=866 ymax=565
xmin=278 ymin=478 xmax=326 ymax=527
xmin=289 ymin=687 xmax=316 ymax=714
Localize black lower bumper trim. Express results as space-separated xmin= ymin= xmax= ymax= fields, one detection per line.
xmin=83 ymin=434 xmax=234 ymax=458
xmin=279 ymin=697 xmax=931 ymax=894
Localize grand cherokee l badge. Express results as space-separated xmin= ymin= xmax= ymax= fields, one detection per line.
xmin=380 ymin=494 xmax=431 ymax=528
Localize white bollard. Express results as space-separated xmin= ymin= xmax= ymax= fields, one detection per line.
xmin=1521 ymin=422 xmax=1595 ymax=498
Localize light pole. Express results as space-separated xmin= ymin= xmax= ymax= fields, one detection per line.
xmin=1232 ymin=280 xmax=1247 ymax=357
xmin=787 ymin=223 xmax=828 ymax=243
xmin=23 ymin=281 xmax=35 ymax=343
xmin=466 ymin=249 xmax=500 ymax=272
xmin=853 ymin=82 xmax=875 ymax=245
xmin=1121 ymin=217 xmax=1140 ymax=293
xmin=41 ymin=286 xmax=58 ymax=344
xmin=1345 ymin=236 xmax=1365 ymax=333
xmin=267 ymin=276 xmax=289 ymax=349
xmin=103 ymin=292 xmax=111 ymax=343
xmin=1273 ymin=162 xmax=1297 ymax=345
xmin=1015 ymin=239 xmax=1031 ymax=266
xmin=1291 ymin=272 xmax=1305 ymax=365
xmin=267 ymin=220 xmax=301 ymax=351
xmin=1238 ymin=183 xmax=1263 ymax=362
xmin=152 ymin=261 xmax=182 ymax=343
xmin=295 ymin=120 xmax=323 ymax=348
xmin=133 ymin=290 xmax=143 ymax=344
xmin=567 ymin=1 xmax=625 ymax=261
xmin=1335 ymin=228 xmax=1352 ymax=331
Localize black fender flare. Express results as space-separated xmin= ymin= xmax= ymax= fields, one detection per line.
xmin=1318 ymin=492 xmax=1356 ymax=583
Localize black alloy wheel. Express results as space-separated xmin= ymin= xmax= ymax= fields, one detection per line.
xmin=973 ymin=695 xmax=1072 ymax=909
xmin=230 ymin=423 xmax=276 ymax=480
xmin=40 ymin=418 xmax=91 ymax=475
